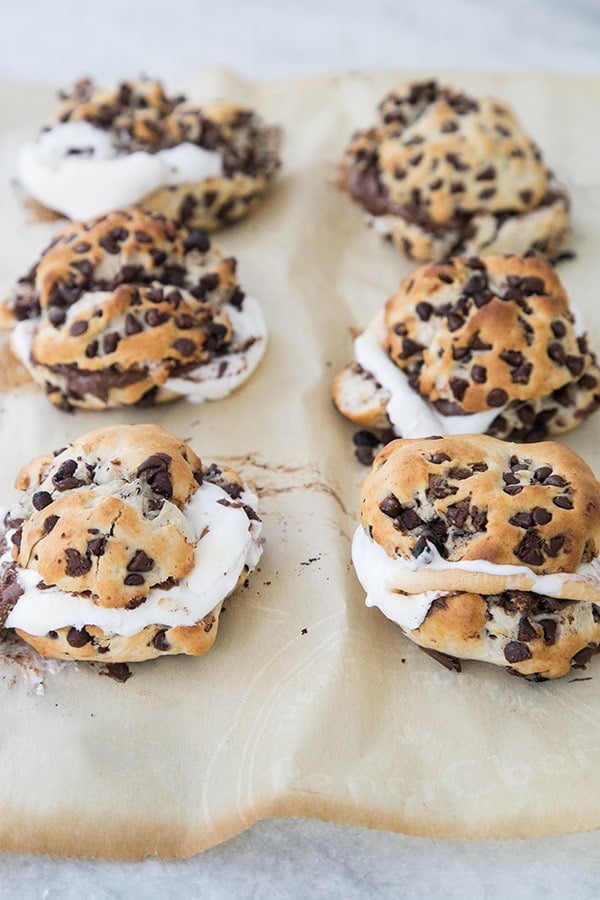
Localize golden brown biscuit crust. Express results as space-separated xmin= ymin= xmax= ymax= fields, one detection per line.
xmin=361 ymin=435 xmax=600 ymax=573
xmin=343 ymin=80 xmax=569 ymax=260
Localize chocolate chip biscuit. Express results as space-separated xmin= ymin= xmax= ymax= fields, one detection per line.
xmin=343 ymin=79 xmax=569 ymax=260
xmin=354 ymin=435 xmax=600 ymax=679
xmin=19 ymin=78 xmax=282 ymax=229
xmin=1 ymin=207 xmax=267 ymax=410
xmin=0 ymin=424 xmax=262 ymax=662
xmin=333 ymin=254 xmax=600 ymax=452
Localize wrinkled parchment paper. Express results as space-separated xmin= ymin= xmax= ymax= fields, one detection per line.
xmin=0 ymin=70 xmax=599 ymax=859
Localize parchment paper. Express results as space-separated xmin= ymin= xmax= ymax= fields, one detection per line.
xmin=0 ymin=69 xmax=599 ymax=859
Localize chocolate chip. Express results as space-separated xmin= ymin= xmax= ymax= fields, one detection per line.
xmin=145 ymin=308 xmax=169 ymax=327
xmin=32 ymin=491 xmax=53 ymax=511
xmin=430 ymin=453 xmax=450 ymax=464
xmin=509 ymin=512 xmax=533 ymax=528
xmin=65 ymin=548 xmax=92 ymax=577
xmin=521 ymin=276 xmax=545 ymax=295
xmin=153 ymin=629 xmax=170 ymax=651
xmin=566 ymin=356 xmax=585 ymax=377
xmin=125 ymin=313 xmax=143 ymax=335
xmin=87 ymin=536 xmax=107 ymax=556
xmin=448 ymin=467 xmax=471 ymax=480
xmin=124 ymin=573 xmax=145 ymax=586
xmin=545 ymin=534 xmax=565 ymax=556
xmin=53 ymin=459 xmax=78 ymax=487
xmin=515 ymin=533 xmax=544 ymax=566
xmin=553 ymin=495 xmax=573 ymax=510
xmin=172 ymin=338 xmax=196 ymax=357
xmin=353 ymin=430 xmax=379 ymax=448
xmin=572 ymin=645 xmax=598 ymax=668
xmin=469 ymin=332 xmax=492 ymax=351
xmin=70 ymin=320 xmax=88 ymax=336
xmin=487 ymin=388 xmax=508 ymax=407
xmin=200 ymin=273 xmax=220 ymax=292
xmin=150 ymin=248 xmax=167 ymax=267
xmin=73 ymin=241 xmax=91 ymax=253
xmin=452 ymin=347 xmax=470 ymax=361
xmin=134 ymin=230 xmax=153 ymax=243
xmin=175 ymin=314 xmax=195 ymax=330
xmin=136 ymin=453 xmax=173 ymax=499
xmin=534 ymin=466 xmax=552 ymax=482
xmin=504 ymin=485 xmax=523 ymax=496
xmin=416 ymin=301 xmax=433 ymax=321
xmin=103 ymin=332 xmax=120 ymax=354
xmin=400 ymin=337 xmax=422 ymax=359
xmin=476 ymin=166 xmax=496 ymax=181
xmin=85 ymin=340 xmax=98 ymax=358
xmin=551 ymin=320 xmax=567 ymax=338
xmin=446 ymin=313 xmax=463 ymax=331
xmin=500 ymin=350 xmax=523 ymax=369
xmin=533 ymin=507 xmax=552 ymax=525
xmin=540 ymin=619 xmax=557 ymax=645
xmin=517 ymin=617 xmax=537 ymax=642
xmin=471 ymin=506 xmax=488 ymax=530
xmin=399 ymin=508 xmax=421 ymax=530
xmin=48 ymin=308 xmax=66 ymax=327
xmin=146 ymin=287 xmax=165 ymax=304
xmin=420 ymin=647 xmax=461 ymax=672
xmin=379 ymin=495 xmax=402 ymax=518
xmin=548 ymin=342 xmax=566 ymax=365
xmin=447 ymin=500 xmax=469 ymax=528
xmin=544 ymin=474 xmax=567 ymax=487
xmin=471 ymin=365 xmax=487 ymax=383
xmin=449 ymin=378 xmax=469 ymax=401
xmin=184 ymin=228 xmax=210 ymax=254
xmin=511 ymin=362 xmax=533 ymax=385
xmin=43 ymin=515 xmax=59 ymax=534
xmin=66 ymin=627 xmax=92 ymax=648
xmin=504 ymin=641 xmax=532 ymax=663
xmin=127 ymin=550 xmax=154 ymax=572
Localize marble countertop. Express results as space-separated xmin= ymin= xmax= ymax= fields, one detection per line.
xmin=1 ymin=1 xmax=600 ymax=897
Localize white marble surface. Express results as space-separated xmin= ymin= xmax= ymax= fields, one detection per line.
xmin=1 ymin=1 xmax=600 ymax=897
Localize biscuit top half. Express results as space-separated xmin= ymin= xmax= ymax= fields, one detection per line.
xmin=1 ymin=207 xmax=243 ymax=381
xmin=5 ymin=424 xmax=212 ymax=610
xmin=360 ymin=434 xmax=600 ymax=575
xmin=384 ymin=253 xmax=592 ymax=414
xmin=345 ymin=80 xmax=559 ymax=225
xmin=52 ymin=78 xmax=281 ymax=179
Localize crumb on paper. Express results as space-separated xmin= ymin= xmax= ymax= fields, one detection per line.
xmin=0 ymin=630 xmax=74 ymax=696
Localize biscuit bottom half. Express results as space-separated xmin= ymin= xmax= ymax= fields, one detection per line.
xmin=402 ymin=589 xmax=600 ymax=681
xmin=14 ymin=602 xmax=224 ymax=663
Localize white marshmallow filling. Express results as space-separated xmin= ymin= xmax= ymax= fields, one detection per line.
xmin=351 ymin=526 xmax=600 ymax=633
xmin=1 ymin=481 xmax=262 ymax=637
xmin=17 ymin=121 xmax=223 ymax=220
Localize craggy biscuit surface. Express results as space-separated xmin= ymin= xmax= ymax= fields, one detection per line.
xmin=1 ymin=207 xmax=265 ymax=410
xmin=0 ymin=424 xmax=261 ymax=662
xmin=343 ymin=79 xmax=569 ymax=260
xmin=361 ymin=435 xmax=600 ymax=572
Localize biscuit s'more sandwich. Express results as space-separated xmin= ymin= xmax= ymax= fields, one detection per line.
xmin=353 ymin=434 xmax=600 ymax=679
